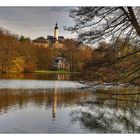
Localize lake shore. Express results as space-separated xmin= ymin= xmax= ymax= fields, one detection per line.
xmin=33 ymin=70 xmax=81 ymax=74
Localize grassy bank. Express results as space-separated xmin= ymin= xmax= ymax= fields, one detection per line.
xmin=33 ymin=70 xmax=81 ymax=74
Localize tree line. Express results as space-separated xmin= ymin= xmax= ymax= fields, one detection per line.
xmin=69 ymin=7 xmax=140 ymax=86
xmin=84 ymin=39 xmax=140 ymax=85
xmin=0 ymin=27 xmax=92 ymax=73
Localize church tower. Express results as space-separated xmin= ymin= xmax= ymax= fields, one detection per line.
xmin=54 ymin=23 xmax=59 ymax=40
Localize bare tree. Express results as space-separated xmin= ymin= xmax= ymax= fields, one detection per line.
xmin=68 ymin=7 xmax=140 ymax=85
xmin=69 ymin=7 xmax=140 ymax=44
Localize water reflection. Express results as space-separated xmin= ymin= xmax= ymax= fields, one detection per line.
xmin=70 ymin=87 xmax=140 ymax=133
xmin=0 ymin=73 xmax=140 ymax=133
xmin=0 ymin=86 xmax=92 ymax=133
xmin=0 ymin=73 xmax=81 ymax=81
xmin=0 ymin=88 xmax=90 ymax=118
xmin=52 ymin=82 xmax=58 ymax=120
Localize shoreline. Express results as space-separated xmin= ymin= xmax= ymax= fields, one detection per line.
xmin=32 ymin=70 xmax=81 ymax=74
xmin=0 ymin=70 xmax=81 ymax=74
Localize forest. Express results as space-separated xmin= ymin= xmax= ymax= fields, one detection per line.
xmin=0 ymin=27 xmax=92 ymax=73
xmin=69 ymin=7 xmax=140 ymax=86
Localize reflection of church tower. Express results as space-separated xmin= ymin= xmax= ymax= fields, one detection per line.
xmin=54 ymin=23 xmax=59 ymax=40
xmin=52 ymin=82 xmax=58 ymax=120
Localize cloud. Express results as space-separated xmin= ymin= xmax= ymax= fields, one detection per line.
xmin=0 ymin=7 xmax=76 ymax=39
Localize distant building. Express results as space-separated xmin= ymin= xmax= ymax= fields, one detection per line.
xmin=33 ymin=23 xmax=64 ymax=49
xmin=33 ymin=37 xmax=48 ymax=48
xmin=52 ymin=57 xmax=70 ymax=70
xmin=32 ymin=23 xmax=69 ymax=71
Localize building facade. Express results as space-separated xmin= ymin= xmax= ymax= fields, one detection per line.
xmin=52 ymin=57 xmax=70 ymax=70
xmin=33 ymin=23 xmax=64 ymax=49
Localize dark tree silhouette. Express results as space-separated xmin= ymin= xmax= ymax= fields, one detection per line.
xmin=68 ymin=7 xmax=140 ymax=85
xmin=69 ymin=7 xmax=140 ymax=44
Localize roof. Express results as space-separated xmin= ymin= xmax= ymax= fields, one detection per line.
xmin=47 ymin=36 xmax=56 ymax=43
xmin=54 ymin=57 xmax=65 ymax=63
xmin=55 ymin=57 xmax=65 ymax=60
xmin=58 ymin=36 xmax=64 ymax=40
xmin=47 ymin=36 xmax=65 ymax=43
xmin=33 ymin=37 xmax=48 ymax=43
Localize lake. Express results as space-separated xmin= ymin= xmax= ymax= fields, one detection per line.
xmin=0 ymin=73 xmax=140 ymax=133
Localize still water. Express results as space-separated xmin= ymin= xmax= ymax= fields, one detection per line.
xmin=0 ymin=73 xmax=140 ymax=133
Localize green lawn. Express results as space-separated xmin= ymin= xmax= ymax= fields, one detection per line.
xmin=33 ymin=70 xmax=80 ymax=74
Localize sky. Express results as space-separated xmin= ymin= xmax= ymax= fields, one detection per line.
xmin=0 ymin=7 xmax=76 ymax=39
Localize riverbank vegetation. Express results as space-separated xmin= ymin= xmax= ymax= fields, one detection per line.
xmin=33 ymin=70 xmax=80 ymax=74
xmin=0 ymin=27 xmax=92 ymax=74
xmin=69 ymin=7 xmax=140 ymax=86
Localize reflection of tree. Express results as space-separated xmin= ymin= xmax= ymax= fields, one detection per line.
xmin=70 ymin=105 xmax=140 ymax=133
xmin=0 ymin=73 xmax=25 ymax=79
xmin=0 ymin=72 xmax=85 ymax=81
xmin=0 ymin=89 xmax=90 ymax=116
xmin=70 ymin=87 xmax=140 ymax=133
xmin=0 ymin=73 xmax=71 ymax=81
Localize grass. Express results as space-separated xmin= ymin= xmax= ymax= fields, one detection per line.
xmin=33 ymin=70 xmax=80 ymax=74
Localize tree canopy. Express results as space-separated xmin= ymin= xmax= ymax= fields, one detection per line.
xmin=69 ymin=7 xmax=140 ymax=45
xmin=69 ymin=7 xmax=140 ymax=86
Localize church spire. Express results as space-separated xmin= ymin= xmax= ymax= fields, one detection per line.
xmin=54 ymin=22 xmax=59 ymax=40
xmin=55 ymin=22 xmax=58 ymax=29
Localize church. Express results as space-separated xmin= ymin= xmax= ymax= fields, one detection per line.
xmin=33 ymin=23 xmax=65 ymax=49
xmin=33 ymin=23 xmax=70 ymax=70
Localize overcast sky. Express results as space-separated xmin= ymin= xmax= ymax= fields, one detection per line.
xmin=0 ymin=7 xmax=76 ymax=39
